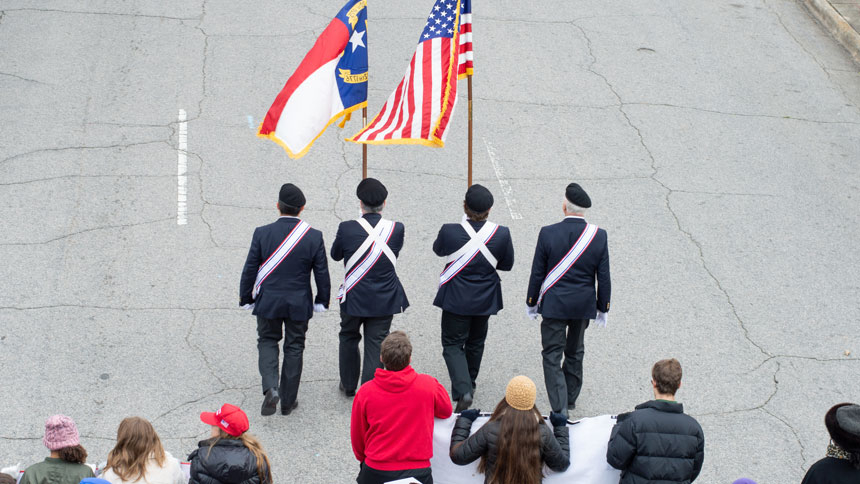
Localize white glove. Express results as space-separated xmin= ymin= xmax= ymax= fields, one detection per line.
xmin=241 ymin=303 xmax=255 ymax=311
xmin=313 ymin=303 xmax=327 ymax=313
xmin=595 ymin=311 xmax=608 ymax=328
xmin=526 ymin=305 xmax=539 ymax=321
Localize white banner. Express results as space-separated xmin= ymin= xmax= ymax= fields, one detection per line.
xmin=431 ymin=414 xmax=621 ymax=484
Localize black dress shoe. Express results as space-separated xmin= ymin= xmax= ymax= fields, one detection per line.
xmin=455 ymin=393 xmax=473 ymax=413
xmin=281 ymin=400 xmax=298 ymax=415
xmin=261 ymin=388 xmax=279 ymax=416
xmin=339 ymin=382 xmax=356 ymax=397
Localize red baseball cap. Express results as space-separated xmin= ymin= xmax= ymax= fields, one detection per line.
xmin=200 ymin=404 xmax=249 ymax=437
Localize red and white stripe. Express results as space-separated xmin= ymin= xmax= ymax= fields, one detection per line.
xmin=458 ymin=10 xmax=472 ymax=78
xmin=349 ymin=29 xmax=460 ymax=145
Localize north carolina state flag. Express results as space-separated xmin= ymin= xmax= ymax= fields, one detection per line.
xmin=258 ymin=0 xmax=368 ymax=159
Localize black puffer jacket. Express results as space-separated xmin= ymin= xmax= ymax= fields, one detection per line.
xmin=449 ymin=415 xmax=570 ymax=481
xmin=188 ymin=438 xmax=269 ymax=484
xmin=606 ymin=400 xmax=705 ymax=484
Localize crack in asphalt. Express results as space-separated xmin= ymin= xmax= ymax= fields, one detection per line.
xmin=692 ymin=363 xmax=806 ymax=471
xmin=372 ymin=166 xmax=464 ymax=182
xmin=1 ymin=8 xmax=198 ymax=22
xmin=762 ymin=0 xmax=860 ymax=117
xmin=0 ymin=173 xmax=181 ymax=187
xmin=175 ymin=0 xmax=221 ymax=248
xmin=502 ymin=175 xmax=653 ymax=182
xmin=186 ymin=151 xmax=219 ymax=247
xmin=573 ymin=22 xmax=774 ymax=363
xmin=184 ymin=310 xmax=226 ymax=386
xmin=0 ymin=141 xmax=170 ymax=166
xmin=695 ymin=360 xmax=782 ymax=418
xmin=0 ymin=305 xmax=237 ymax=311
xmin=0 ymin=72 xmax=51 ymax=85
xmin=331 ymin=140 xmax=356 ymax=222
xmin=204 ymin=202 xmax=330 ymax=212
xmin=194 ymin=0 xmax=210 ymax=120
xmin=669 ymin=189 xmax=779 ymax=198
xmin=763 ymin=405 xmax=809 ymax=472
xmin=624 ymin=102 xmax=860 ymax=125
xmin=0 ymin=217 xmax=176 ymax=246
xmin=473 ymin=97 xmax=860 ymax=126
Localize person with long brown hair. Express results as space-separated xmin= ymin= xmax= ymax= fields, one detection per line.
xmin=449 ymin=376 xmax=570 ymax=484
xmin=187 ymin=404 xmax=272 ymax=484
xmin=19 ymin=415 xmax=95 ymax=484
xmin=100 ymin=417 xmax=184 ymax=484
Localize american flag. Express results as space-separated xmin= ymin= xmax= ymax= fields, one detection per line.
xmin=349 ymin=0 xmax=468 ymax=146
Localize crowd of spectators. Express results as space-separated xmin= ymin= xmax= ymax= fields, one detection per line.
xmin=4 ymin=332 xmax=858 ymax=484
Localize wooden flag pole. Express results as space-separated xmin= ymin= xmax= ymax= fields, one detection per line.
xmin=467 ymin=74 xmax=473 ymax=187
xmin=362 ymin=107 xmax=368 ymax=179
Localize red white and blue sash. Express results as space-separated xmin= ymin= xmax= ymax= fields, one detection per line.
xmin=337 ymin=218 xmax=397 ymax=302
xmin=252 ymin=220 xmax=311 ymax=299
xmin=537 ymin=223 xmax=598 ymax=306
xmin=439 ymin=218 xmax=499 ymax=287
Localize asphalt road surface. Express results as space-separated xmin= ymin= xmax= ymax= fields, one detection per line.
xmin=1 ymin=1 xmax=859 ymax=482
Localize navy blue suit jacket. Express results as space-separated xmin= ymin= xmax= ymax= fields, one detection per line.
xmin=432 ymin=220 xmax=514 ymax=316
xmin=239 ymin=217 xmax=331 ymax=321
xmin=331 ymin=213 xmax=409 ymax=317
xmin=527 ymin=217 xmax=611 ymax=320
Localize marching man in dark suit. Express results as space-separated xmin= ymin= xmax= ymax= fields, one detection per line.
xmin=432 ymin=184 xmax=514 ymax=411
xmin=332 ymin=178 xmax=409 ymax=397
xmin=239 ymin=183 xmax=331 ymax=416
xmin=526 ymin=183 xmax=611 ymax=417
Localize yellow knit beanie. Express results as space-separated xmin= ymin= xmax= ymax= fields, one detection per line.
xmin=505 ymin=375 xmax=536 ymax=411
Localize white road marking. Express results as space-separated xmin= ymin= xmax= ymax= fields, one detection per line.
xmin=483 ymin=137 xmax=522 ymax=220
xmin=177 ymin=109 xmax=188 ymax=225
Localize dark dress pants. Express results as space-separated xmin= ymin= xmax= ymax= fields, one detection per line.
xmin=540 ymin=317 xmax=588 ymax=412
xmin=257 ymin=316 xmax=309 ymax=408
xmin=356 ymin=463 xmax=432 ymax=484
xmin=441 ymin=311 xmax=489 ymax=400
xmin=339 ymin=309 xmax=392 ymax=391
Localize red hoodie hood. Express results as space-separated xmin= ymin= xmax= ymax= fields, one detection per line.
xmin=372 ymin=365 xmax=418 ymax=393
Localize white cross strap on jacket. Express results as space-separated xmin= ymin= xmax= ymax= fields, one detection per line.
xmin=439 ymin=217 xmax=499 ymax=287
xmin=537 ymin=223 xmax=598 ymax=306
xmin=337 ymin=218 xmax=397 ymax=302
xmin=253 ymin=220 xmax=311 ymax=299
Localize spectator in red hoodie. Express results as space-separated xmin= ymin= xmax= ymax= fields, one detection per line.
xmin=351 ymin=330 xmax=453 ymax=484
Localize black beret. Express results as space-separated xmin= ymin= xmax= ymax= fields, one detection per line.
xmin=826 ymin=403 xmax=860 ymax=452
xmin=357 ymin=177 xmax=388 ymax=206
xmin=565 ymin=183 xmax=592 ymax=208
xmin=465 ymin=184 xmax=494 ymax=212
xmin=278 ymin=183 xmax=306 ymax=208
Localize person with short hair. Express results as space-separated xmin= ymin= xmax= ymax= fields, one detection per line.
xmin=606 ymin=359 xmax=705 ymax=484
xmin=100 ymin=417 xmax=184 ymax=484
xmin=239 ymin=183 xmax=331 ymax=416
xmin=433 ymin=184 xmax=514 ymax=412
xmin=801 ymin=402 xmax=860 ymax=483
xmin=350 ymin=331 xmax=452 ymax=484
xmin=526 ymin=183 xmax=611 ymax=417
xmin=188 ymin=404 xmax=272 ymax=484
xmin=19 ymin=415 xmax=95 ymax=484
xmin=332 ymin=178 xmax=409 ymax=396
xmin=449 ymin=375 xmax=570 ymax=484
xmin=0 ymin=473 xmax=15 ymax=484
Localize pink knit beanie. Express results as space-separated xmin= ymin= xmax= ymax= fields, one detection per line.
xmin=43 ymin=415 xmax=80 ymax=450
